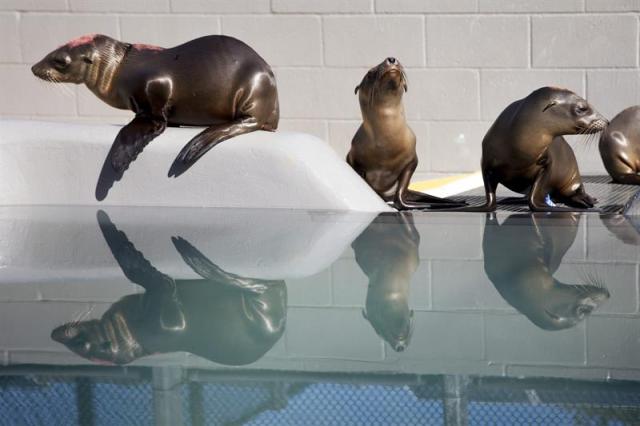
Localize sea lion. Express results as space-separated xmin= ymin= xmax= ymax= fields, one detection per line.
xmin=446 ymin=87 xmax=608 ymax=212
xmin=352 ymin=212 xmax=419 ymax=351
xmin=51 ymin=211 xmax=286 ymax=365
xmin=31 ymin=34 xmax=279 ymax=179
xmin=347 ymin=57 xmax=466 ymax=210
xmin=483 ymin=213 xmax=609 ymax=330
xmin=599 ymin=106 xmax=640 ymax=185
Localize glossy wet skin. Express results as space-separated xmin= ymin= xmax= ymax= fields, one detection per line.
xmin=599 ymin=106 xmax=640 ymax=185
xmin=51 ymin=211 xmax=287 ymax=366
xmin=32 ymin=34 xmax=279 ymax=182
xmin=353 ymin=212 xmax=419 ymax=352
xmin=443 ymin=87 xmax=608 ymax=213
xmin=483 ymin=213 xmax=609 ymax=330
xmin=347 ymin=58 xmax=465 ymax=210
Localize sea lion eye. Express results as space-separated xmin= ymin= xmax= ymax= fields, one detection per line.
xmin=52 ymin=57 xmax=70 ymax=70
xmin=82 ymin=56 xmax=93 ymax=64
xmin=575 ymin=105 xmax=589 ymax=115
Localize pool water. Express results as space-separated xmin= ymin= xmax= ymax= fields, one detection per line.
xmin=0 ymin=206 xmax=639 ymax=425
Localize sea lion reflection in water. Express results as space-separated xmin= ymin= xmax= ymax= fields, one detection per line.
xmin=352 ymin=212 xmax=420 ymax=351
xmin=31 ymin=34 xmax=279 ymax=193
xmin=483 ymin=213 xmax=609 ymax=330
xmin=347 ymin=58 xmax=466 ymax=210
xmin=51 ymin=211 xmax=286 ymax=365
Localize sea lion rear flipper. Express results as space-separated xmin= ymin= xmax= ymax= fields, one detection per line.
xmin=169 ymin=117 xmax=261 ymax=177
xmin=171 ymin=236 xmax=269 ymax=293
xmin=111 ymin=114 xmax=167 ymax=173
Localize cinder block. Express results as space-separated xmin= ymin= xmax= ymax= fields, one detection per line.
xmin=428 ymin=121 xmax=489 ymax=172
xmin=273 ymin=0 xmax=372 ymax=13
xmin=481 ymin=70 xmax=584 ymax=121
xmin=275 ymin=68 xmax=365 ymax=119
xmin=0 ymin=13 xmax=20 ymax=62
xmin=479 ymin=0 xmax=583 ymax=12
xmin=70 ymin=0 xmax=170 ymax=12
xmin=532 ymin=15 xmax=638 ymax=68
xmin=587 ymin=215 xmax=640 ymax=263
xmin=417 ymin=221 xmax=483 ymax=260
xmin=587 ymin=70 xmax=640 ymax=120
xmin=328 ymin=120 xmax=360 ymax=159
xmin=431 ymin=260 xmax=513 ymax=310
xmin=331 ymin=257 xmax=368 ymax=306
xmin=0 ymin=65 xmax=78 ymax=116
xmin=555 ymin=262 xmax=637 ymax=315
xmin=277 ymin=119 xmax=328 ymax=141
xmin=405 ymin=70 xmax=480 ymax=120
xmin=586 ymin=0 xmax=640 ymax=12
xmin=485 ymin=313 xmax=586 ymax=364
xmin=20 ymin=14 xmax=119 ymax=63
xmin=120 ymin=16 xmax=221 ymax=47
xmin=287 ymin=269 xmax=332 ymax=307
xmin=404 ymin=311 xmax=484 ymax=360
xmin=587 ymin=317 xmax=640 ymax=368
xmin=37 ymin=279 xmax=140 ymax=303
xmin=323 ymin=16 xmax=425 ymax=67
xmin=77 ymin=87 xmax=132 ymax=117
xmin=286 ymin=307 xmax=384 ymax=360
xmin=169 ymin=0 xmax=270 ymax=13
xmin=0 ymin=0 xmax=67 ymax=11
xmin=376 ymin=0 xmax=476 ymax=13
xmin=223 ymin=16 xmax=322 ymax=66
xmin=426 ymin=16 xmax=528 ymax=68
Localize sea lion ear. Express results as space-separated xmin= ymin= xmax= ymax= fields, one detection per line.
xmin=81 ymin=56 xmax=93 ymax=64
xmin=403 ymin=82 xmax=408 ymax=92
xmin=354 ymin=85 xmax=360 ymax=95
xmin=542 ymin=101 xmax=557 ymax=112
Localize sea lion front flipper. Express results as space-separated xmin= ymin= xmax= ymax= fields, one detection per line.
xmin=111 ymin=114 xmax=167 ymax=173
xmin=97 ymin=210 xmax=176 ymax=292
xmin=405 ymin=190 xmax=467 ymax=206
xmin=169 ymin=116 xmax=261 ymax=177
xmin=171 ymin=236 xmax=270 ymax=293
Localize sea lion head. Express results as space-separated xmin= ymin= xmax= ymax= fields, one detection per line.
xmin=512 ymin=275 xmax=610 ymax=331
xmin=529 ymin=87 xmax=608 ymax=135
xmin=355 ymin=57 xmax=408 ymax=108
xmin=31 ymin=34 xmax=124 ymax=85
xmin=51 ymin=311 xmax=143 ymax=365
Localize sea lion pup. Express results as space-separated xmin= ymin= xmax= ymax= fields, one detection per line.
xmin=599 ymin=106 xmax=640 ymax=185
xmin=32 ymin=34 xmax=279 ymax=177
xmin=51 ymin=211 xmax=286 ymax=366
xmin=352 ymin=212 xmax=419 ymax=351
xmin=444 ymin=87 xmax=607 ymax=212
xmin=347 ymin=58 xmax=466 ymax=210
xmin=483 ymin=213 xmax=609 ymax=330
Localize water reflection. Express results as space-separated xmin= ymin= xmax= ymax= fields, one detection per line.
xmin=483 ymin=213 xmax=609 ymax=330
xmin=353 ymin=212 xmax=419 ymax=352
xmin=51 ymin=210 xmax=286 ymax=365
xmin=600 ymin=213 xmax=640 ymax=245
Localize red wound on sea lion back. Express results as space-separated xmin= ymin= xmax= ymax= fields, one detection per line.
xmin=64 ymin=34 xmax=98 ymax=48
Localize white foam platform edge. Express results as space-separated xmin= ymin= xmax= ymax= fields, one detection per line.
xmin=0 ymin=119 xmax=391 ymax=212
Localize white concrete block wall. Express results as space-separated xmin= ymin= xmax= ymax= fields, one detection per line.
xmin=2 ymin=2 xmax=638 ymax=176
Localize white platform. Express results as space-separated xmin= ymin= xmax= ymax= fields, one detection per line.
xmin=0 ymin=120 xmax=390 ymax=212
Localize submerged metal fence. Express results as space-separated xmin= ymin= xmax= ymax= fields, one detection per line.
xmin=0 ymin=367 xmax=638 ymax=425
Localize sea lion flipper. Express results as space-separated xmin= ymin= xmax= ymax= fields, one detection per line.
xmin=169 ymin=117 xmax=261 ymax=177
xmin=97 ymin=210 xmax=175 ymax=291
xmin=405 ymin=189 xmax=467 ymax=206
xmin=171 ymin=236 xmax=269 ymax=293
xmin=111 ymin=115 xmax=167 ymax=173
